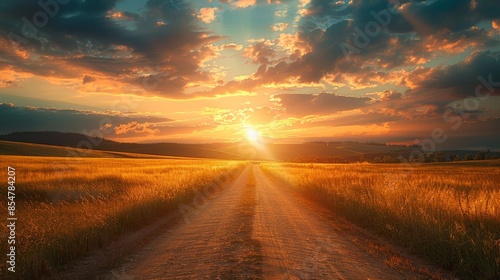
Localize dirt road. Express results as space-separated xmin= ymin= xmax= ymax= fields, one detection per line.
xmin=64 ymin=164 xmax=450 ymax=279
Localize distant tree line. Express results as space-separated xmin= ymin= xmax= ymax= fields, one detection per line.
xmin=290 ymin=156 xmax=348 ymax=163
xmin=290 ymin=150 xmax=499 ymax=164
xmin=373 ymin=150 xmax=498 ymax=163
xmin=305 ymin=140 xmax=418 ymax=147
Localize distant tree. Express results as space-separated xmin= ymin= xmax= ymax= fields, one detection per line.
xmin=434 ymin=152 xmax=446 ymax=162
xmin=453 ymin=155 xmax=460 ymax=161
xmin=425 ymin=153 xmax=436 ymax=163
xmin=409 ymin=155 xmax=416 ymax=162
xmin=418 ymin=153 xmax=425 ymax=163
xmin=359 ymin=154 xmax=366 ymax=162
xmin=373 ymin=157 xmax=383 ymax=163
xmin=475 ymin=151 xmax=485 ymax=160
xmin=383 ymin=155 xmax=393 ymax=163
xmin=465 ymin=153 xmax=474 ymax=161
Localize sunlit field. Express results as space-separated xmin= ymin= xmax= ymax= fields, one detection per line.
xmin=261 ymin=161 xmax=500 ymax=279
xmin=0 ymin=156 xmax=244 ymax=279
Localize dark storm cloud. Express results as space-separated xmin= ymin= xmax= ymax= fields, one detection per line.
xmin=0 ymin=103 xmax=172 ymax=135
xmin=407 ymin=50 xmax=500 ymax=100
xmin=357 ymin=51 xmax=500 ymax=125
xmin=216 ymin=0 xmax=294 ymax=6
xmin=0 ymin=0 xmax=222 ymax=97
xmin=1 ymin=0 xmax=125 ymax=51
xmin=257 ymin=0 xmax=499 ymax=85
xmin=386 ymin=0 xmax=500 ymax=34
xmin=305 ymin=0 xmax=500 ymax=34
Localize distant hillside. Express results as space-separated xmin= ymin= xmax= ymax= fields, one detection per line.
xmin=0 ymin=131 xmax=414 ymax=160
xmin=0 ymin=131 xmax=245 ymax=160
xmin=0 ymin=140 xmax=178 ymax=159
xmin=1 ymin=131 xmax=494 ymax=162
xmin=0 ymin=131 xmax=116 ymax=147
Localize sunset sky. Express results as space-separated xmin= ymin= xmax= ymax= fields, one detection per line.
xmin=1 ymin=0 xmax=500 ymax=148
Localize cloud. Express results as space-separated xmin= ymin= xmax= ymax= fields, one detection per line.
xmin=212 ymin=0 xmax=260 ymax=8
xmin=105 ymin=10 xmax=140 ymax=21
xmin=245 ymin=106 xmax=281 ymax=125
xmin=0 ymin=80 xmax=17 ymax=88
xmin=216 ymin=0 xmax=293 ymax=9
xmin=366 ymin=90 xmax=403 ymax=102
xmin=405 ymin=50 xmax=500 ymax=101
xmin=273 ymin=93 xmax=371 ymax=117
xmin=114 ymin=122 xmax=160 ymax=135
xmin=276 ymin=32 xmax=311 ymax=59
xmin=234 ymin=0 xmax=257 ymax=8
xmin=247 ymin=0 xmax=500 ymax=88
xmin=336 ymin=50 xmax=500 ymax=139
xmin=493 ymin=19 xmax=500 ymax=31
xmin=272 ymin=23 xmax=289 ymax=31
xmin=0 ymin=103 xmax=171 ymax=135
xmin=0 ymin=0 xmax=223 ymax=98
xmin=83 ymin=75 xmax=96 ymax=84
xmin=198 ymin=7 xmax=218 ymax=23
xmin=275 ymin=9 xmax=288 ymax=17
xmin=243 ymin=39 xmax=276 ymax=64
xmin=221 ymin=43 xmax=243 ymax=51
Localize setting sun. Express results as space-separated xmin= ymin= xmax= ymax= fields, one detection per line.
xmin=246 ymin=128 xmax=260 ymax=143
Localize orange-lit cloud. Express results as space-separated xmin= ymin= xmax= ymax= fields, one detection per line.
xmin=493 ymin=19 xmax=500 ymax=31
xmin=198 ymin=7 xmax=218 ymax=23
xmin=276 ymin=32 xmax=311 ymax=58
xmin=234 ymin=0 xmax=256 ymax=9
xmin=221 ymin=43 xmax=243 ymax=51
xmin=114 ymin=122 xmax=160 ymax=135
xmin=106 ymin=10 xmax=138 ymax=21
xmin=275 ymin=9 xmax=287 ymax=17
xmin=272 ymin=23 xmax=289 ymax=32
xmin=243 ymin=40 xmax=276 ymax=64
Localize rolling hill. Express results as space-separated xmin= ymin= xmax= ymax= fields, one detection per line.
xmin=1 ymin=131 xmax=494 ymax=162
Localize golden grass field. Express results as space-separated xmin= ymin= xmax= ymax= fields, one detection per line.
xmin=261 ymin=161 xmax=500 ymax=279
xmin=1 ymin=155 xmax=499 ymax=279
xmin=0 ymin=155 xmax=244 ymax=279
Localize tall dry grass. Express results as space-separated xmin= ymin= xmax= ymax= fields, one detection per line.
xmin=261 ymin=161 xmax=500 ymax=279
xmin=0 ymin=156 xmax=244 ymax=279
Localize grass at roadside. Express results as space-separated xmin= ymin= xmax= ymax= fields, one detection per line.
xmin=0 ymin=156 xmax=244 ymax=279
xmin=260 ymin=161 xmax=500 ymax=279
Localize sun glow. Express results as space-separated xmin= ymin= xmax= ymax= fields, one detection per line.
xmin=246 ymin=128 xmax=260 ymax=143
